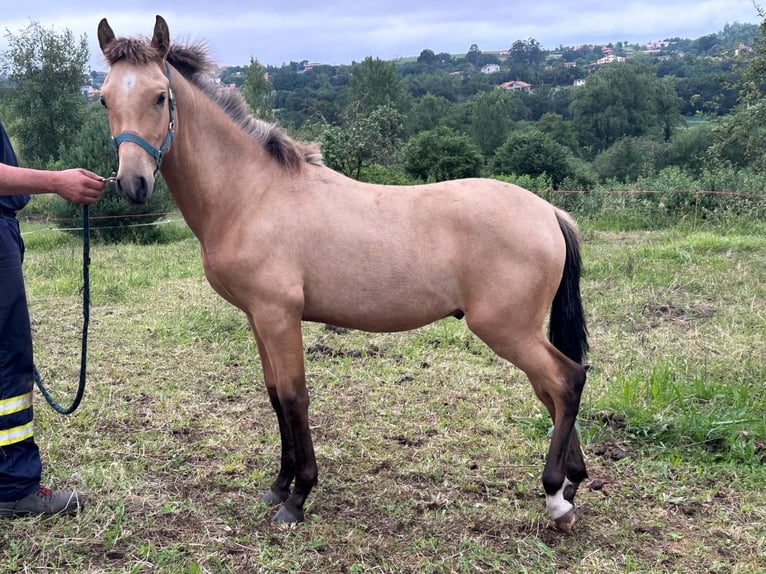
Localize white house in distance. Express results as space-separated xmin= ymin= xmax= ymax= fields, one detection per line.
xmin=594 ymin=54 xmax=626 ymax=66
xmin=481 ymin=63 xmax=501 ymax=74
xmin=499 ymin=80 xmax=532 ymax=92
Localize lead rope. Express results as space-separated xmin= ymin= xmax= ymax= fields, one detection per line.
xmin=33 ymin=203 xmax=91 ymax=415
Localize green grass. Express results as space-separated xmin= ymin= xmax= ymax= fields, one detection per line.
xmin=2 ymin=215 xmax=764 ymax=573
xmin=580 ymin=223 xmax=765 ymax=466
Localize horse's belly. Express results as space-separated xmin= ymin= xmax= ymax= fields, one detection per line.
xmin=304 ymin=309 xmax=451 ymax=333
xmin=302 ymin=286 xmax=458 ymax=333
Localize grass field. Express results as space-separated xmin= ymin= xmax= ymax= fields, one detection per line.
xmin=1 ymin=211 xmax=764 ymax=573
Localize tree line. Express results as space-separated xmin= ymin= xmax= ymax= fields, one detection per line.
xmin=1 ymin=19 xmax=764 ymax=239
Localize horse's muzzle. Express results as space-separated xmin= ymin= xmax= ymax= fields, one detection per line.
xmin=115 ymin=175 xmax=152 ymax=205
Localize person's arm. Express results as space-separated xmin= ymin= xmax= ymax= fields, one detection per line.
xmin=0 ymin=163 xmax=105 ymax=205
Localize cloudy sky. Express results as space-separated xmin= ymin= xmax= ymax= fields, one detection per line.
xmin=2 ymin=1 xmax=762 ymax=69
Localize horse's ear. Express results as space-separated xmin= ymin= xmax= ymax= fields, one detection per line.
xmin=151 ymin=15 xmax=171 ymax=58
xmin=97 ymin=18 xmax=115 ymax=54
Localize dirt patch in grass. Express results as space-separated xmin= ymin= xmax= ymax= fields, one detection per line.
xmin=641 ymin=300 xmax=717 ymax=326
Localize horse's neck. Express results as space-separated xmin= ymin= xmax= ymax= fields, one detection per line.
xmin=159 ymin=78 xmax=267 ymax=243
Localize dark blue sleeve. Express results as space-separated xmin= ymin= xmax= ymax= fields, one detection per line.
xmin=0 ymin=120 xmax=31 ymax=213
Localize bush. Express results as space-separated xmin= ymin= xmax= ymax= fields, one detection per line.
xmin=359 ymin=164 xmax=418 ymax=185
xmin=698 ymin=166 xmax=766 ymax=219
xmin=403 ymin=127 xmax=483 ymax=182
xmin=592 ymin=137 xmax=665 ymax=182
xmin=663 ymin=123 xmax=714 ymax=176
xmin=559 ymin=156 xmax=599 ymax=192
xmin=491 ymin=129 xmax=574 ymax=188
xmin=491 ymin=173 xmax=552 ymax=191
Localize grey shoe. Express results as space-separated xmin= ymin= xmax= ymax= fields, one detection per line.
xmin=0 ymin=486 xmax=84 ymax=518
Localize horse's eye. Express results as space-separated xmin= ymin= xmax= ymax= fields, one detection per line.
xmin=100 ymin=96 xmax=107 ymax=109
xmin=157 ymin=93 xmax=166 ymax=106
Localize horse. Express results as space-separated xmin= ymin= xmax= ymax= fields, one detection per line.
xmin=96 ymin=15 xmax=590 ymax=532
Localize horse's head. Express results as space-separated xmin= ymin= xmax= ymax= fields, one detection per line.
xmin=98 ymin=15 xmax=175 ymax=205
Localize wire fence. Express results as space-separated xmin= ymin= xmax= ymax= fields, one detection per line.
xmin=20 ymin=210 xmax=185 ymax=235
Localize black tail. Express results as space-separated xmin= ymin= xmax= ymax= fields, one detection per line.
xmin=548 ymin=211 xmax=589 ymax=364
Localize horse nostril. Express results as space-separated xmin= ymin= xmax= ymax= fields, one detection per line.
xmin=136 ymin=176 xmax=148 ymax=203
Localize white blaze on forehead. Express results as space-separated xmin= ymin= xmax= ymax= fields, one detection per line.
xmin=121 ymin=72 xmax=137 ymax=93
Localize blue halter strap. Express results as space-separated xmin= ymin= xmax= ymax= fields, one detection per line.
xmin=111 ymin=60 xmax=176 ymax=172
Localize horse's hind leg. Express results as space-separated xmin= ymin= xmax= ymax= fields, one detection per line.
xmin=469 ymin=316 xmax=587 ymax=530
xmin=537 ymin=358 xmax=587 ymax=531
xmin=531 ymin=367 xmax=589 ymax=507
xmin=515 ymin=344 xmax=586 ymax=530
xmin=563 ymin=425 xmax=587 ymax=503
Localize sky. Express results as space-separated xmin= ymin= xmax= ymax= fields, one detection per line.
xmin=1 ymin=1 xmax=762 ymax=70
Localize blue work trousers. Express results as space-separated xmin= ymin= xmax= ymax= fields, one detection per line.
xmin=0 ymin=212 xmax=41 ymax=502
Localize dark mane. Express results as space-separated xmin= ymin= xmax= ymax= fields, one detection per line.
xmin=102 ymin=37 xmax=323 ymax=170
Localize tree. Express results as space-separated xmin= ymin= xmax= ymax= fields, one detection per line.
xmin=219 ymin=65 xmax=246 ymax=87
xmin=663 ymin=124 xmax=714 ymax=175
xmin=1 ymin=20 xmax=89 ymax=167
xmin=492 ymin=129 xmax=574 ymax=188
xmin=404 ymin=71 xmax=462 ymax=100
xmin=654 ymin=76 xmax=684 ymax=141
xmin=403 ymin=127 xmax=483 ymax=182
xmin=465 ymin=44 xmax=482 ymax=66
xmin=592 ymin=136 xmax=665 ymax=182
xmin=536 ymin=113 xmax=580 ymax=156
xmin=693 ymin=34 xmax=721 ymax=56
xmin=711 ymin=15 xmax=766 ymax=170
xmin=408 ymin=93 xmax=453 ymax=135
xmin=240 ymin=57 xmax=275 ymax=121
xmin=349 ymin=57 xmax=410 ymax=115
xmin=570 ymin=61 xmax=682 ymax=154
xmin=320 ymin=105 xmax=403 ymax=180
xmin=469 ymin=90 xmax=514 ymax=157
xmin=417 ymin=49 xmax=438 ymax=66
xmin=508 ymin=38 xmax=544 ymax=68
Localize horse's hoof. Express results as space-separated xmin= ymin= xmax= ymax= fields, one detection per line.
xmin=553 ymin=509 xmax=576 ymax=534
xmin=273 ymin=504 xmax=304 ymax=524
xmin=261 ymin=488 xmax=287 ymax=506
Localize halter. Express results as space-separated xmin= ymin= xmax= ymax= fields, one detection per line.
xmin=111 ymin=59 xmax=176 ymax=173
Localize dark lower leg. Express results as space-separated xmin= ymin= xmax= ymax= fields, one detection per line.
xmin=542 ymin=366 xmax=587 ymax=529
xmin=262 ymin=389 xmax=295 ymax=505
xmin=542 ymin=412 xmax=576 ymax=512
xmin=272 ymin=396 xmax=317 ymax=523
xmin=563 ymin=431 xmax=588 ymax=504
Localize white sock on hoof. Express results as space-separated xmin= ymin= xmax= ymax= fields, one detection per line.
xmin=545 ymin=478 xmax=574 ymax=520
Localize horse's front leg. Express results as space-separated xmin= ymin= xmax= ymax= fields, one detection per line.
xmin=253 ymin=332 xmax=295 ymax=506
xmin=253 ymin=314 xmax=317 ymax=523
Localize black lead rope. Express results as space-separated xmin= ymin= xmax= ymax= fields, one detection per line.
xmin=33 ymin=204 xmax=90 ymax=415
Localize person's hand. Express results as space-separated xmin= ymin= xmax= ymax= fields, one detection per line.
xmin=53 ymin=168 xmax=106 ymax=205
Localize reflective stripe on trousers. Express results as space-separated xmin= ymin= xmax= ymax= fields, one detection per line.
xmin=0 ymin=392 xmax=32 ymax=417
xmin=0 ymin=422 xmax=34 ymax=447
xmin=0 ymin=392 xmax=34 ymax=446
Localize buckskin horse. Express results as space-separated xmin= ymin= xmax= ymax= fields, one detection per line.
xmin=97 ymin=15 xmax=589 ymax=531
